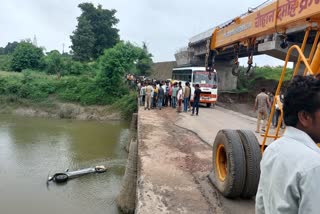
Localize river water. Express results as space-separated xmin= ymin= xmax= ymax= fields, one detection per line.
xmin=0 ymin=114 xmax=129 ymax=214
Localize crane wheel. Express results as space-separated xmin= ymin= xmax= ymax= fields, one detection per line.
xmin=237 ymin=130 xmax=262 ymax=198
xmin=212 ymin=129 xmax=246 ymax=198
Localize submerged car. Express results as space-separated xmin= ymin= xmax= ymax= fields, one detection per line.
xmin=48 ymin=165 xmax=107 ymax=183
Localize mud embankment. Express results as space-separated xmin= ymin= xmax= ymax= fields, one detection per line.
xmin=0 ymin=100 xmax=121 ymax=121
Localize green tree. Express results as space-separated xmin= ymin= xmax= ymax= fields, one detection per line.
xmin=97 ymin=42 xmax=140 ymax=96
xmin=11 ymin=41 xmax=44 ymax=72
xmin=44 ymin=50 xmax=63 ymax=75
xmin=63 ymin=58 xmax=87 ymax=76
xmin=97 ymin=42 xmax=153 ymax=97
xmin=70 ymin=16 xmax=95 ymax=61
xmin=135 ymin=42 xmax=153 ymax=76
xmin=70 ymin=3 xmax=120 ymax=61
xmin=4 ymin=41 xmax=19 ymax=54
xmin=0 ymin=47 xmax=4 ymax=55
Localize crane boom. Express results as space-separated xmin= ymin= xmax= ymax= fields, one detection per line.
xmin=210 ymin=0 xmax=320 ymax=50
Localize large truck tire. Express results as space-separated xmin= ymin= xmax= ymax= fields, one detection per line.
xmin=212 ymin=129 xmax=246 ymax=198
xmin=237 ymin=130 xmax=262 ymax=198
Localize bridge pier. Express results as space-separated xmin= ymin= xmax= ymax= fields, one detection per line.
xmin=214 ymin=60 xmax=238 ymax=91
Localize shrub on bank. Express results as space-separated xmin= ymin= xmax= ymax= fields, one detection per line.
xmin=113 ymin=92 xmax=138 ymax=120
xmin=235 ymin=66 xmax=294 ymax=93
xmin=0 ymin=55 xmax=13 ymax=71
xmin=0 ymin=71 xmax=113 ymax=104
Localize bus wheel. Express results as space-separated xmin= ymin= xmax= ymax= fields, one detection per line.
xmin=212 ymin=129 xmax=246 ymax=198
xmin=237 ymin=130 xmax=262 ymax=198
xmin=206 ymin=103 xmax=211 ymax=108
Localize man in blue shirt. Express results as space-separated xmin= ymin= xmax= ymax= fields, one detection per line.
xmin=256 ymin=75 xmax=320 ymax=214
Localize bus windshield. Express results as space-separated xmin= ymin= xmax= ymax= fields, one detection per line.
xmin=193 ymin=71 xmax=216 ymax=86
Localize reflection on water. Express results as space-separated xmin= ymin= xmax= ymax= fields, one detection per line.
xmin=0 ymin=115 xmax=129 ymax=214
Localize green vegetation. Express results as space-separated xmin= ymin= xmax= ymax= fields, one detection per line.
xmin=112 ymin=92 xmax=138 ymax=120
xmin=11 ymin=41 xmax=44 ymax=72
xmin=235 ymin=66 xmax=294 ymax=93
xmin=0 ymin=41 xmax=150 ymax=118
xmin=70 ymin=3 xmax=120 ymax=61
xmin=0 ymin=55 xmax=12 ymax=71
xmin=254 ymin=66 xmax=293 ymax=81
xmin=0 ymin=2 xmax=152 ymax=120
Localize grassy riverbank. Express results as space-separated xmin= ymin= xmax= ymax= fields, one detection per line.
xmin=0 ymin=70 xmax=138 ymax=120
xmin=0 ymin=39 xmax=151 ymax=121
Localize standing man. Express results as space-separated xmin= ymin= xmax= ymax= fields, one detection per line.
xmin=168 ymin=82 xmax=173 ymax=107
xmin=144 ymin=82 xmax=153 ymax=110
xmin=254 ymin=88 xmax=270 ymax=133
xmin=256 ymin=75 xmax=320 ymax=214
xmin=152 ymin=84 xmax=158 ymax=109
xmin=268 ymin=92 xmax=276 ymax=127
xmin=164 ymin=81 xmax=170 ymax=106
xmin=161 ymin=81 xmax=167 ymax=107
xmin=172 ymin=82 xmax=178 ymax=108
xmin=184 ymin=82 xmax=191 ymax=112
xmin=191 ymin=84 xmax=201 ymax=116
xmin=140 ymin=83 xmax=146 ymax=106
xmin=157 ymin=83 xmax=164 ymax=110
xmin=177 ymin=83 xmax=183 ymax=113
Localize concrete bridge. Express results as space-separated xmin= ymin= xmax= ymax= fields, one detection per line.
xmin=175 ymin=21 xmax=318 ymax=91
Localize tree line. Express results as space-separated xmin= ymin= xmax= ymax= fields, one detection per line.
xmin=0 ymin=2 xmax=151 ymax=117
xmin=0 ymin=2 xmax=153 ymax=77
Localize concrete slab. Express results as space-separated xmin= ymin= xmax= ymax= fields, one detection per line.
xmin=175 ymin=106 xmax=276 ymax=146
xmin=136 ymin=107 xmax=224 ymax=213
xmin=175 ymin=106 xmax=259 ymax=146
xmin=135 ymin=105 xmax=270 ymax=214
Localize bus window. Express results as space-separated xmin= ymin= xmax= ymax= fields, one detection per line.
xmin=193 ymin=71 xmax=215 ymax=85
xmin=172 ymin=69 xmax=192 ymax=82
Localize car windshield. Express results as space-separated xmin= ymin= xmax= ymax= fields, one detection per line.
xmin=193 ymin=71 xmax=216 ymax=85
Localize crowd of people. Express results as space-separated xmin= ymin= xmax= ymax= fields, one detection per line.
xmin=136 ymin=79 xmax=202 ymax=116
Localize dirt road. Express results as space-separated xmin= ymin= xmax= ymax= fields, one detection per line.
xmin=136 ymin=105 xmax=258 ymax=214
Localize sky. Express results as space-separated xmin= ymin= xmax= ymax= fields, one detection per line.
xmin=0 ymin=0 xmax=288 ymax=66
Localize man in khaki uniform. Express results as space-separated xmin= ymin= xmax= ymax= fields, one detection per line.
xmin=254 ymin=88 xmax=271 ymax=133
xmin=145 ymin=82 xmax=154 ymax=110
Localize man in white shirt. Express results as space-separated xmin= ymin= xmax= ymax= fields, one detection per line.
xmin=256 ymin=75 xmax=320 ymax=214
xmin=177 ymin=83 xmax=183 ymax=113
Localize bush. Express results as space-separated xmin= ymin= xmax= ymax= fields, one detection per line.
xmin=236 ymin=66 xmax=294 ymax=93
xmin=44 ymin=50 xmax=63 ymax=75
xmin=113 ymin=92 xmax=138 ymax=120
xmin=254 ymin=66 xmax=293 ymax=80
xmin=11 ymin=41 xmax=44 ymax=72
xmin=0 ymin=55 xmax=12 ymax=71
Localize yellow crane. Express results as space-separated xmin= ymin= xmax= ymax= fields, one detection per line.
xmin=206 ymin=0 xmax=320 ymax=198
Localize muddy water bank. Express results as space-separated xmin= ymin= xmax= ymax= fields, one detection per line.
xmin=0 ymin=98 xmax=121 ymax=121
